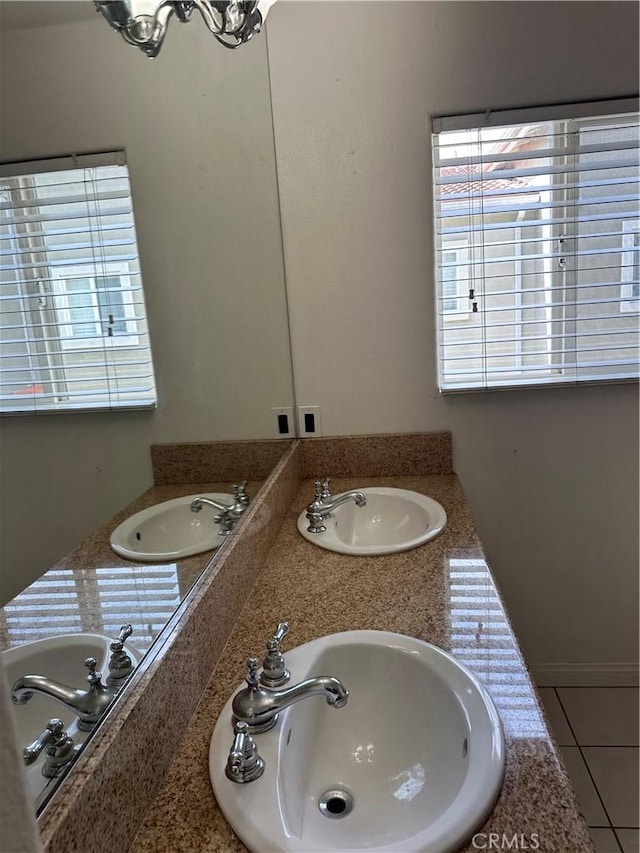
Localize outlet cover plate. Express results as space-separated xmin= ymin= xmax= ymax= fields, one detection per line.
xmin=297 ymin=405 xmax=322 ymax=437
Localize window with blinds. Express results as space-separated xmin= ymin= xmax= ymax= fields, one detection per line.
xmin=432 ymin=98 xmax=640 ymax=392
xmin=0 ymin=152 xmax=157 ymax=414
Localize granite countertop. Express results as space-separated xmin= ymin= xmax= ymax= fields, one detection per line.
xmin=130 ymin=474 xmax=594 ymax=853
xmin=0 ymin=480 xmax=262 ymax=657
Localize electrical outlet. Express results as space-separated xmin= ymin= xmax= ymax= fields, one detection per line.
xmin=297 ymin=405 xmax=322 ymax=437
xmin=272 ymin=407 xmax=295 ymax=438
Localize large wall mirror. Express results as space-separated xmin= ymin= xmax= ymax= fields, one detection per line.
xmin=0 ymin=0 xmax=295 ymax=810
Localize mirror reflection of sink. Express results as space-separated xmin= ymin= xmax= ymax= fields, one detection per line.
xmin=110 ymin=493 xmax=233 ymax=562
xmin=3 ymin=633 xmax=139 ymax=804
xmin=297 ymin=487 xmax=447 ymax=555
xmin=209 ymin=630 xmax=505 ymax=853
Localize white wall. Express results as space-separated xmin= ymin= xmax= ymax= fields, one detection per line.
xmin=0 ymin=14 xmax=293 ymax=603
xmin=267 ymin=1 xmax=639 ymax=671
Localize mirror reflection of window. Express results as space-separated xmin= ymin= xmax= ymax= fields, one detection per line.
xmin=0 ymin=153 xmax=157 ymax=414
xmin=0 ymin=564 xmax=181 ymax=655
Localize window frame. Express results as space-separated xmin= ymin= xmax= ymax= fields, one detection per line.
xmin=431 ymin=97 xmax=640 ymax=393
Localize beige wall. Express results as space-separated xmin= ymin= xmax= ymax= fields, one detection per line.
xmin=266 ymin=1 xmax=639 ymax=671
xmin=1 ymin=2 xmax=638 ymax=672
xmin=0 ymin=15 xmax=293 ymax=603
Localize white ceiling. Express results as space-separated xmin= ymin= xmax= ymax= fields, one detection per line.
xmin=0 ymin=1 xmax=98 ymax=32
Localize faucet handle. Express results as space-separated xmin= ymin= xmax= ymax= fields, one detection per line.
xmin=271 ymin=622 xmax=289 ymax=646
xmin=233 ymin=481 xmax=250 ymax=506
xmin=225 ymin=720 xmax=264 ymax=783
xmin=244 ymin=657 xmax=260 ymax=689
xmin=260 ymin=622 xmax=290 ymax=688
xmin=85 ymin=657 xmax=99 ymax=683
xmin=84 ymin=657 xmax=108 ymax=691
xmin=110 ymin=624 xmax=133 ymax=653
xmin=320 ymin=478 xmax=332 ymax=503
xmin=23 ymin=718 xmax=64 ymax=765
xmin=107 ymin=625 xmax=135 ymax=688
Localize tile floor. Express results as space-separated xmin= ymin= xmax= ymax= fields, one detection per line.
xmin=538 ymin=687 xmax=639 ymax=853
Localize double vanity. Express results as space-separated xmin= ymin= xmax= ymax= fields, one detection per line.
xmin=1 ymin=433 xmax=595 ymax=853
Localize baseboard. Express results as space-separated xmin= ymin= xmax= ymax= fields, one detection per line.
xmin=532 ymin=663 xmax=639 ymax=687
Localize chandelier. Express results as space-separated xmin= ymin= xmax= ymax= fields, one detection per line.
xmin=94 ymin=0 xmax=275 ymax=57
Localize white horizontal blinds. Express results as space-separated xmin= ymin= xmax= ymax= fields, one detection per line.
xmin=432 ymin=99 xmax=640 ymax=391
xmin=0 ymin=564 xmax=181 ymax=653
xmin=0 ymin=152 xmax=157 ymax=413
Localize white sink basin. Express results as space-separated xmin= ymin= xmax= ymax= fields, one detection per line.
xmin=297 ymin=488 xmax=447 ymax=555
xmin=3 ymin=633 xmax=139 ymax=803
xmin=110 ymin=493 xmax=233 ymax=561
xmin=209 ymin=630 xmax=505 ymax=852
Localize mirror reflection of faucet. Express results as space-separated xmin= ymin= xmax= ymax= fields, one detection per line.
xmin=22 ymin=718 xmax=78 ymax=778
xmin=190 ymin=481 xmax=251 ymax=535
xmin=224 ymin=621 xmax=349 ymax=783
xmin=11 ymin=624 xmax=137 ymax=766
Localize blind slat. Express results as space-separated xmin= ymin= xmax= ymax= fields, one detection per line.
xmin=434 ymin=139 xmax=640 ymax=170
xmin=442 ymin=327 xmax=639 ymax=347
xmin=2 ymin=253 xmax=140 ymax=273
xmin=437 ymin=246 xmax=640 ymax=270
xmin=437 ymin=192 xmax=639 ymax=218
xmin=2 ymin=206 xmax=133 ymax=228
xmin=0 ymin=188 xmax=132 ymax=212
xmin=1 ymin=237 xmax=138 ymax=258
xmin=435 ymin=156 xmax=640 ymax=187
xmin=440 ymin=209 xmax=640 ymax=235
xmin=0 ymin=271 xmax=140 ymax=290
xmin=442 ymin=343 xmax=637 ymax=363
xmin=1 ymin=326 xmax=149 ymax=344
xmin=0 ymin=221 xmax=135 ymax=242
xmin=1 ymin=358 xmax=152 ymax=373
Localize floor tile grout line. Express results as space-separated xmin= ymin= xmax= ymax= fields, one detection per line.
xmin=551 ymin=686 xmax=640 ymax=850
xmin=552 ymin=687 xmax=619 ymax=840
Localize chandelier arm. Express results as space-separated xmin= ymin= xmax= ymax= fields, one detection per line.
xmin=213 ymin=32 xmax=243 ymax=48
xmin=95 ymin=0 xmax=271 ymax=55
xmin=172 ymin=2 xmax=196 ymax=22
xmin=189 ymin=0 xmax=228 ymax=35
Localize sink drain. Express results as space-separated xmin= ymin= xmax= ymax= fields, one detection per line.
xmin=318 ymin=789 xmax=354 ymax=819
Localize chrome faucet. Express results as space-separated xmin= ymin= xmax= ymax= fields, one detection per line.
xmin=225 ymin=720 xmax=264 ymax=783
xmin=305 ymin=480 xmax=367 ymax=534
xmin=232 ymin=657 xmax=348 ymax=733
xmin=23 ymin=718 xmax=77 ymax=778
xmin=12 ymin=657 xmax=116 ymax=732
xmin=190 ymin=481 xmax=251 ymax=535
